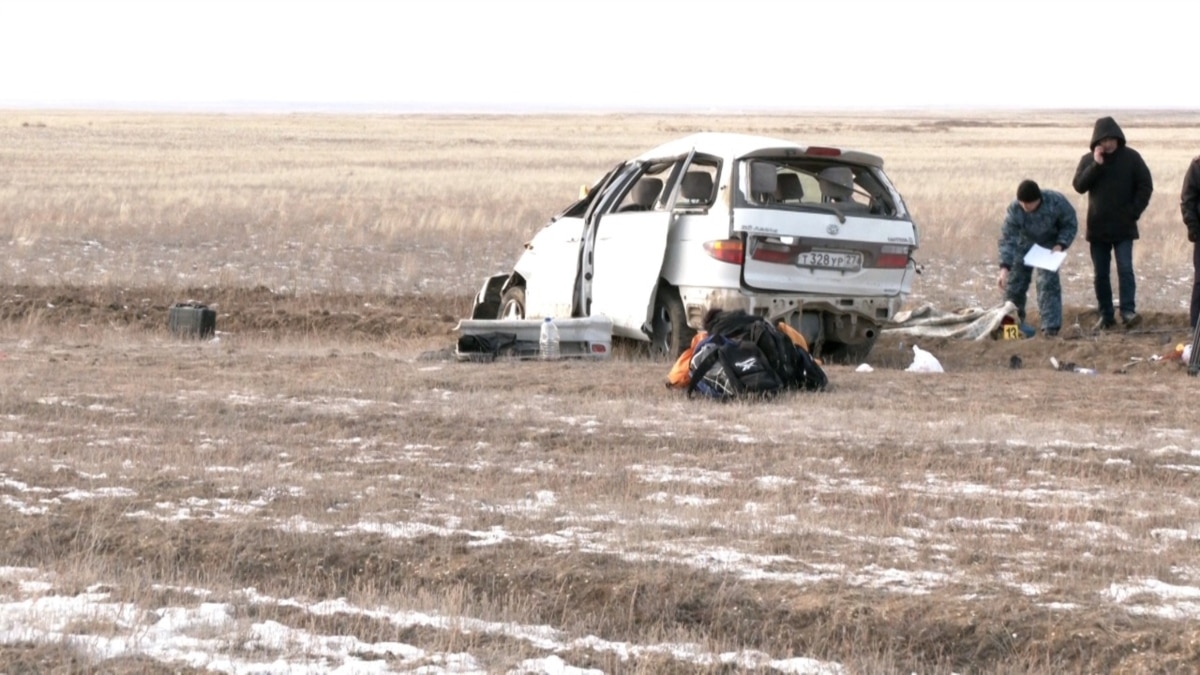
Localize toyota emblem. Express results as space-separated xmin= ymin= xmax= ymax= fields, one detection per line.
xmin=826 ymin=223 xmax=840 ymax=236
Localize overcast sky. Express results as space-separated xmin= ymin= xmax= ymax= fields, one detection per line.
xmin=1 ymin=0 xmax=1192 ymax=112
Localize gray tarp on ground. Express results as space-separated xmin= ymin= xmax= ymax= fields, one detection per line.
xmin=882 ymin=301 xmax=1020 ymax=340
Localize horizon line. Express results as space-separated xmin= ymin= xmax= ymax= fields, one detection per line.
xmin=1 ymin=100 xmax=1196 ymax=116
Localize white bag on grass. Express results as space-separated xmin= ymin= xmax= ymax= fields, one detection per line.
xmin=906 ymin=345 xmax=944 ymax=373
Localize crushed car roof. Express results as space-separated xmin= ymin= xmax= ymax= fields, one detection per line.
xmin=635 ymin=132 xmax=883 ymax=168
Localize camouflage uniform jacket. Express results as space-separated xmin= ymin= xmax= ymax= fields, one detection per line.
xmin=998 ymin=189 xmax=1078 ymax=270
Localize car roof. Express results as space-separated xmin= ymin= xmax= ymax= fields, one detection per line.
xmin=635 ymin=131 xmax=884 ymax=168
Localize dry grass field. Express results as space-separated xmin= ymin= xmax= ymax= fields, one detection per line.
xmin=2 ymin=110 xmax=1200 ymax=673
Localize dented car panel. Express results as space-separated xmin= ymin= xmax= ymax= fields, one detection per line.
xmin=473 ymin=132 xmax=920 ymax=362
xmin=512 ymin=215 xmax=583 ymax=321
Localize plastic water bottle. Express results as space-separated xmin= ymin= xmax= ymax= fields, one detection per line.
xmin=539 ymin=317 xmax=560 ymax=360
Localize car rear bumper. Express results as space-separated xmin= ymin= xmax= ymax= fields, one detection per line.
xmin=679 ymin=286 xmax=903 ymax=344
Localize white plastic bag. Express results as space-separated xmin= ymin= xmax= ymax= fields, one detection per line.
xmin=906 ymin=345 xmax=944 ymax=373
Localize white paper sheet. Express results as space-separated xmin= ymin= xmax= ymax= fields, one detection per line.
xmin=1023 ymin=244 xmax=1067 ymax=272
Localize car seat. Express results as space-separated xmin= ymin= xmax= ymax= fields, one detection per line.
xmin=774 ymin=173 xmax=804 ymax=203
xmin=749 ymin=162 xmax=778 ymax=203
xmin=680 ymin=171 xmax=714 ymax=205
xmin=818 ymin=166 xmax=867 ymax=211
xmin=619 ymin=177 xmax=664 ymax=212
xmin=819 ymin=167 xmax=854 ymax=200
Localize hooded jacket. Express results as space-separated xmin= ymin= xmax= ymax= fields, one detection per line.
xmin=1182 ymin=155 xmax=1200 ymax=243
xmin=1071 ymin=117 xmax=1154 ymax=242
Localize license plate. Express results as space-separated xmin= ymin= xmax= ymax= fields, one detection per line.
xmin=796 ymin=249 xmax=862 ymax=270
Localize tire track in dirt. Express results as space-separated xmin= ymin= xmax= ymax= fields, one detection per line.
xmin=0 ymin=284 xmax=469 ymax=341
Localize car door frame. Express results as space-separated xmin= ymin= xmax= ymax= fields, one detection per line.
xmin=515 ymin=164 xmax=619 ymax=321
xmin=580 ymin=150 xmax=696 ymax=338
xmin=574 ymin=161 xmax=640 ymax=318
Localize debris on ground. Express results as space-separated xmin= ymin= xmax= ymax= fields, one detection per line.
xmin=1050 ymin=356 xmax=1096 ymax=375
xmin=906 ymin=345 xmax=944 ymax=373
xmin=886 ymin=302 xmax=1019 ymax=340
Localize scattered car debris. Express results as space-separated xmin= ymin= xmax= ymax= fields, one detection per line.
xmin=1050 ymin=356 xmax=1096 ymax=375
xmin=454 ymin=316 xmax=613 ymax=362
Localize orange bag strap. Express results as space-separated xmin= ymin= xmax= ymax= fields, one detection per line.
xmin=775 ymin=322 xmax=809 ymax=353
xmin=666 ymin=331 xmax=707 ymax=388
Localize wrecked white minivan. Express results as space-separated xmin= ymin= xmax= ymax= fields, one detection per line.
xmin=470 ymin=132 xmax=919 ymax=362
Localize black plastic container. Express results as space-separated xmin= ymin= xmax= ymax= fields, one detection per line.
xmin=168 ymin=302 xmax=216 ymax=339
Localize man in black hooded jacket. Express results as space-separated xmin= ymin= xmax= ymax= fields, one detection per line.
xmin=1072 ymin=116 xmax=1153 ymax=331
xmin=1182 ymin=155 xmax=1200 ymax=328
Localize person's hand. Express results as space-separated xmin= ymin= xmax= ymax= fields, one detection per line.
xmin=997 ymin=268 xmax=1008 ymax=291
xmin=1093 ymin=146 xmax=1105 ymax=164
xmin=1052 ymin=245 xmax=1064 ymax=253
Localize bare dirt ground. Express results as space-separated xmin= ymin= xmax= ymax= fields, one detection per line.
xmin=0 ymin=284 xmax=468 ymax=344
xmin=3 ymin=283 xmax=1195 ymax=377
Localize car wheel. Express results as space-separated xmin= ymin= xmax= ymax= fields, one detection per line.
xmin=650 ymin=286 xmax=695 ymax=359
xmin=820 ymin=336 xmax=878 ymax=365
xmin=497 ymin=286 xmax=526 ymax=319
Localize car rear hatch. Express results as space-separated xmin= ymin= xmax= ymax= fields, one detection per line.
xmin=730 ymin=155 xmax=917 ymax=297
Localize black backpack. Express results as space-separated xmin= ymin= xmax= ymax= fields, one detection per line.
xmin=686 ymin=333 xmax=784 ymax=400
xmin=687 ymin=311 xmax=827 ymax=400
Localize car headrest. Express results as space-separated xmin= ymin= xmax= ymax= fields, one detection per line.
xmin=631 ymin=177 xmax=663 ymax=207
xmin=681 ymin=171 xmax=713 ymax=202
xmin=749 ymin=162 xmax=778 ymax=196
xmin=819 ymin=166 xmax=855 ymax=199
xmin=775 ymin=173 xmax=804 ymax=201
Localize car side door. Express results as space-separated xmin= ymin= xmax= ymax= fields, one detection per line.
xmin=587 ymin=151 xmax=695 ymax=339
xmin=574 ymin=162 xmax=641 ymax=318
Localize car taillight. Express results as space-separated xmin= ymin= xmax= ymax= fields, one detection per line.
xmin=875 ymin=245 xmax=910 ymax=268
xmin=704 ymin=239 xmax=744 ymax=265
xmin=749 ymin=242 xmax=794 ymax=264
xmin=875 ymin=254 xmax=909 ymax=268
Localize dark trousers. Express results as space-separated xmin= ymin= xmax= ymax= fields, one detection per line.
xmin=1192 ymin=242 xmax=1200 ymax=329
xmin=1004 ymin=258 xmax=1062 ymax=330
xmin=1090 ymin=239 xmax=1135 ymax=320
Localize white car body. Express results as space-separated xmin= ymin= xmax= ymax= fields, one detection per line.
xmin=471 ymin=132 xmax=919 ymax=362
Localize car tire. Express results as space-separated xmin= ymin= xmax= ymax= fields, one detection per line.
xmin=650 ymin=286 xmax=695 ymax=359
xmin=497 ymin=286 xmax=526 ymax=320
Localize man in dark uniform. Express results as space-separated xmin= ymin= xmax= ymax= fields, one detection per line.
xmin=997 ymin=180 xmax=1077 ymax=336
xmin=1072 ymin=116 xmax=1153 ymax=331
